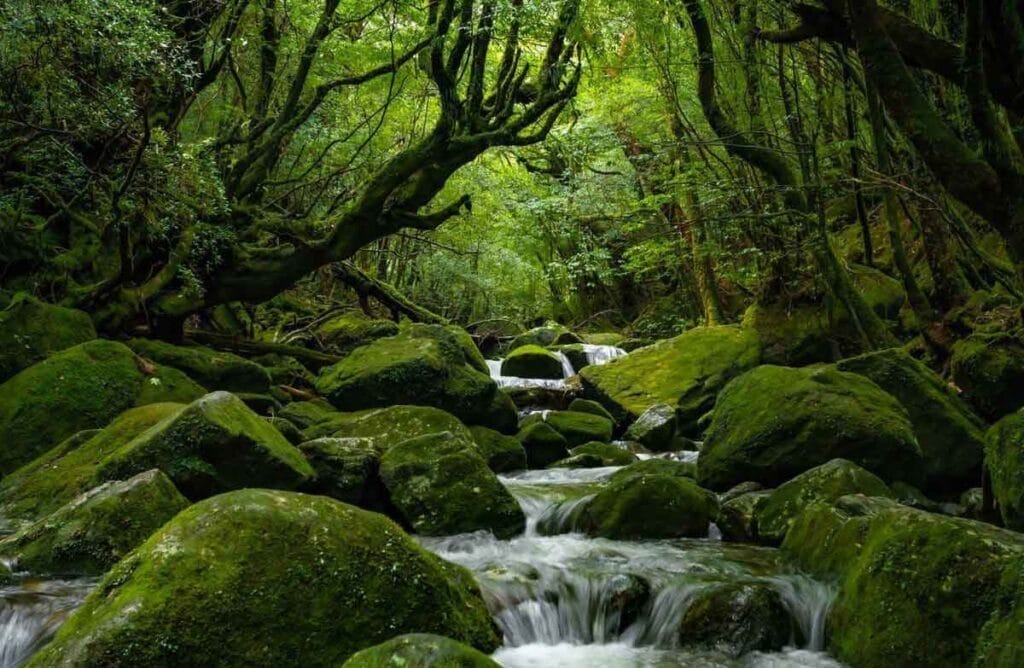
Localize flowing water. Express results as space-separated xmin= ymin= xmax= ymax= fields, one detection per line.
xmin=0 ymin=577 xmax=95 ymax=667
xmin=486 ymin=344 xmax=627 ymax=390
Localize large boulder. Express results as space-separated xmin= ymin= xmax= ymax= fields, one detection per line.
xmin=516 ymin=421 xmax=570 ymax=469
xmin=0 ymin=296 xmax=96 ymax=383
xmin=315 ymin=325 xmax=499 ymax=426
xmin=28 ymin=490 xmax=500 ymax=667
xmin=579 ymin=326 xmax=761 ymax=435
xmin=509 ymin=324 xmax=582 ymax=351
xmin=303 ymin=405 xmax=472 ymax=449
xmin=678 ymin=582 xmax=794 ymax=656
xmin=315 ymin=313 xmax=399 ymax=354
xmin=568 ymin=398 xmax=615 ymax=423
xmin=783 ymin=495 xmax=1024 ymax=667
xmin=623 ymin=404 xmax=677 ymax=452
xmin=525 ymin=410 xmax=614 ymax=447
xmin=951 ymin=336 xmax=1024 ymax=422
xmin=128 ymin=338 xmax=272 ymax=394
xmin=342 ymin=634 xmax=500 ymax=668
xmin=610 ymin=458 xmax=698 ymax=483
xmin=570 ymin=442 xmax=637 ymax=466
xmin=698 ymin=365 xmax=923 ymax=491
xmin=469 ymin=426 xmax=527 ymax=473
xmin=577 ymin=473 xmax=717 ymax=539
xmin=500 ymin=344 xmax=565 ymax=380
xmin=278 ymin=398 xmax=338 ymax=430
xmin=836 ymin=348 xmax=986 ymax=494
xmin=298 ymin=437 xmax=388 ymax=511
xmin=987 ymin=411 xmax=1024 ymax=530
xmin=0 ymin=469 xmax=188 ymax=576
xmin=0 ymin=340 xmax=205 ymax=474
xmin=716 ymin=491 xmax=771 ymax=543
xmin=755 ymin=459 xmax=893 ymax=544
xmin=379 ymin=432 xmax=525 ymax=538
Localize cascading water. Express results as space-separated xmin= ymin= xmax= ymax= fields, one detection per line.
xmin=486 ymin=344 xmax=627 ymax=390
xmin=0 ymin=578 xmax=95 ymax=668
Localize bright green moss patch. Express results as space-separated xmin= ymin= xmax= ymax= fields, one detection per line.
xmin=570 ymin=442 xmax=637 ymax=466
xmin=610 ymin=458 xmax=697 ymax=483
xmin=342 ymin=633 xmax=501 ymax=668
xmin=304 ymin=404 xmax=472 ymax=451
xmin=578 ymin=473 xmax=717 ymax=539
xmin=501 ymin=344 xmax=565 ymax=380
xmin=316 ymin=313 xmax=399 ymax=354
xmin=516 ymin=421 xmax=570 ymax=469
xmin=950 ymin=335 xmax=1024 ymax=422
xmin=469 ymin=426 xmax=527 ymax=472
xmin=536 ymin=410 xmax=613 ymax=447
xmin=28 ymin=489 xmax=500 ymax=667
xmin=298 ymin=437 xmax=386 ymax=510
xmin=0 ymin=295 xmax=96 ymax=383
xmin=278 ymin=397 xmax=338 ymax=430
xmin=568 ymin=398 xmax=615 ymax=422
xmin=128 ymin=338 xmax=272 ymax=393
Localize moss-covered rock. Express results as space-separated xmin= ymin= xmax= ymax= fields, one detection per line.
xmin=579 ymin=326 xmax=761 ymax=435
xmin=552 ymin=343 xmax=590 ymax=372
xmin=342 ymin=634 xmax=500 ymax=668
xmin=509 ymin=324 xmax=581 ymax=350
xmin=756 ymin=459 xmax=893 ymax=545
xmin=698 ymin=365 xmax=923 ymax=491
xmin=128 ymin=338 xmax=272 ymax=394
xmin=570 ymin=442 xmax=637 ymax=466
xmin=623 ymin=404 xmax=677 ymax=452
xmin=501 ymin=344 xmax=565 ymax=380
xmin=316 ymin=313 xmax=399 ymax=355
xmin=717 ymin=491 xmax=772 ymax=543
xmin=304 ymin=405 xmax=472 ymax=451
xmin=533 ymin=410 xmax=613 ymax=448
xmin=278 ymin=398 xmax=338 ymax=430
xmin=0 ymin=296 xmax=96 ymax=383
xmin=583 ymin=332 xmax=626 ymax=347
xmin=951 ymin=336 xmax=1024 ymax=422
xmin=678 ymin=582 xmax=794 ymax=656
xmin=379 ymin=432 xmax=525 ymax=538
xmin=0 ymin=469 xmax=188 ymax=576
xmin=516 ymin=421 xmax=570 ymax=469
xmin=315 ymin=326 xmax=499 ymax=426
xmin=836 ymin=347 xmax=986 ymax=494
xmin=477 ymin=388 xmax=518 ymax=435
xmin=609 ymin=458 xmax=697 ymax=483
xmin=577 ymin=473 xmax=717 ymax=539
xmin=265 ymin=416 xmax=303 ymax=444
xmin=0 ymin=340 xmax=205 ymax=474
xmin=469 ymin=426 xmax=527 ymax=473
xmin=568 ymin=398 xmax=615 ymax=423
xmin=783 ymin=495 xmax=1024 ymax=667
xmin=28 ymin=489 xmax=500 ymax=666
xmin=987 ymin=410 xmax=1024 ymax=530
xmin=298 ymin=437 xmax=388 ymax=510
xmin=549 ymin=453 xmax=605 ymax=469
xmin=253 ymin=353 xmax=316 ymax=389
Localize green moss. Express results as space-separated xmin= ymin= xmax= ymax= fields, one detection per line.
xmin=379 ymin=432 xmax=525 ymax=538
xmin=129 ymin=338 xmax=272 ymax=394
xmin=535 ymin=410 xmax=613 ymax=447
xmin=570 ymin=442 xmax=637 ymax=466
xmin=610 ymin=458 xmax=697 ymax=483
xmin=278 ymin=398 xmax=338 ymax=430
xmin=986 ymin=411 xmax=1024 ymax=530
xmin=551 ymin=343 xmax=589 ymax=372
xmin=951 ymin=336 xmax=1024 ymax=422
xmin=678 ymin=582 xmax=793 ymax=656
xmin=342 ymin=634 xmax=500 ymax=667
xmin=469 ymin=426 xmax=527 ymax=473
xmin=265 ymin=416 xmax=303 ymax=444
xmin=698 ymin=365 xmax=923 ymax=491
xmin=583 ymin=332 xmax=626 ymax=346
xmin=578 ymin=473 xmax=717 ymax=539
xmin=0 ymin=469 xmax=188 ymax=576
xmin=549 ymin=453 xmax=606 ymax=469
xmin=28 ymin=490 xmax=500 ymax=667
xmin=0 ymin=340 xmax=205 ymax=474
xmin=717 ymin=491 xmax=772 ymax=543
xmin=501 ymin=344 xmax=565 ymax=380
xmin=836 ymin=348 xmax=986 ymax=494
xmin=567 ymin=398 xmax=615 ymax=423
xmin=317 ymin=313 xmax=399 ymax=355
xmin=623 ymin=404 xmax=677 ymax=452
xmin=476 ymin=388 xmax=518 ymax=434
xmin=298 ymin=437 xmax=388 ymax=511
xmin=509 ymin=324 xmax=581 ymax=350
xmin=304 ymin=405 xmax=472 ymax=452
xmin=756 ymin=459 xmax=892 ymax=545
xmin=0 ymin=296 xmax=96 ymax=383
xmin=516 ymin=421 xmax=569 ymax=469
xmin=579 ymin=325 xmax=761 ymax=435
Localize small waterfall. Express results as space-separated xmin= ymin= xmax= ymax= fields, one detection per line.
xmin=580 ymin=344 xmax=627 ymax=366
xmin=0 ymin=578 xmax=95 ymax=667
xmin=485 ymin=342 xmax=626 ymax=391
xmin=551 ymin=351 xmax=576 ymax=379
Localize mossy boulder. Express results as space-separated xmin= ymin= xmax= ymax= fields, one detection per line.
xmin=698 ymin=365 xmax=923 ymax=491
xmin=298 ymin=437 xmax=388 ymax=510
xmin=987 ymin=411 xmax=1024 ymax=530
xmin=342 ymin=634 xmax=500 ymax=668
xmin=379 ymin=432 xmax=525 ymax=538
xmin=836 ymin=347 xmax=986 ymax=493
xmin=28 ymin=490 xmax=499 ymax=667
xmin=577 ymin=473 xmax=718 ymax=539
xmin=717 ymin=491 xmax=772 ymax=543
xmin=477 ymin=388 xmax=518 ymax=435
xmin=316 ymin=313 xmax=399 ymax=354
xmin=567 ymin=398 xmax=615 ymax=423
xmin=469 ymin=426 xmax=527 ymax=473
xmin=279 ymin=398 xmax=338 ymax=430
xmin=500 ymin=344 xmax=565 ymax=380
xmin=951 ymin=336 xmax=1024 ymax=422
xmin=533 ymin=410 xmax=613 ymax=448
xmin=756 ymin=459 xmax=893 ymax=545
xmin=678 ymin=582 xmax=794 ymax=656
xmin=0 ymin=469 xmax=187 ymax=576
xmin=0 ymin=295 xmax=96 ymax=383
xmin=253 ymin=353 xmax=316 ymax=389
xmin=570 ymin=442 xmax=637 ymax=466
xmin=583 ymin=332 xmax=627 ymax=347
xmin=610 ymin=458 xmax=697 ymax=483
xmin=623 ymin=404 xmax=677 ymax=452
xmin=509 ymin=324 xmax=581 ymax=350
xmin=315 ymin=326 xmax=499 ymax=426
xmin=0 ymin=340 xmax=205 ymax=474
xmin=579 ymin=326 xmax=761 ymax=435
xmin=304 ymin=405 xmax=472 ymax=451
xmin=783 ymin=495 xmax=1024 ymax=667
xmin=549 ymin=453 xmax=605 ymax=469
xmin=516 ymin=421 xmax=570 ymax=469
xmin=265 ymin=416 xmax=303 ymax=444
xmin=128 ymin=338 xmax=272 ymax=394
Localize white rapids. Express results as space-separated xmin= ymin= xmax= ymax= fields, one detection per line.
xmin=486 ymin=344 xmax=627 ymax=390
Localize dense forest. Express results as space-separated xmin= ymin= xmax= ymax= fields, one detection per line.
xmin=1 ymin=0 xmax=1023 ymax=666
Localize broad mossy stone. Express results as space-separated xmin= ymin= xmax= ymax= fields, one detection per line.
xmin=623 ymin=404 xmax=677 ymax=452
xmin=836 ymin=347 xmax=986 ymax=494
xmin=578 ymin=473 xmax=717 ymax=539
xmin=469 ymin=426 xmax=527 ymax=473
xmin=583 ymin=332 xmax=627 ymax=347
xmin=501 ymin=344 xmax=565 ymax=380
xmin=342 ymin=634 xmax=500 ymax=668
xmin=440 ymin=325 xmax=490 ymax=375
xmin=93 ymin=391 xmax=313 ymax=500
xmin=0 ymin=296 xmax=96 ymax=383
xmin=717 ymin=491 xmax=772 ymax=543
xmin=128 ymin=338 xmax=272 ymax=394
xmin=610 ymin=458 xmax=697 ymax=483
xmin=0 ymin=469 xmax=188 ymax=576
xmin=783 ymin=495 xmax=1024 ymax=667
xmin=579 ymin=326 xmax=761 ymax=435
xmin=298 ymin=437 xmax=388 ymax=510
xmin=516 ymin=421 xmax=570 ymax=469
xmin=279 ymin=398 xmax=338 ymax=430
xmin=537 ymin=410 xmax=613 ymax=448
xmin=755 ymin=459 xmax=893 ymax=545
xmin=478 ymin=388 xmax=518 ymax=435
xmin=698 ymin=365 xmax=923 ymax=491
xmin=570 ymin=442 xmax=637 ymax=466
xmin=28 ymin=490 xmax=500 ymax=666
xmin=509 ymin=324 xmax=581 ymax=350
xmin=316 ymin=313 xmax=399 ymax=354
xmin=315 ymin=326 xmax=498 ymax=426
xmin=678 ymin=582 xmax=794 ymax=656
xmin=0 ymin=340 xmax=205 ymax=474
xmin=253 ymin=353 xmax=316 ymax=388
xmin=987 ymin=410 xmax=1024 ymax=530
xmin=379 ymin=432 xmax=525 ymax=538
xmin=304 ymin=405 xmax=472 ymax=451
xmin=0 ymin=404 xmax=184 ymax=524
xmin=951 ymin=336 xmax=1024 ymax=422
xmin=568 ymin=398 xmax=615 ymax=423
